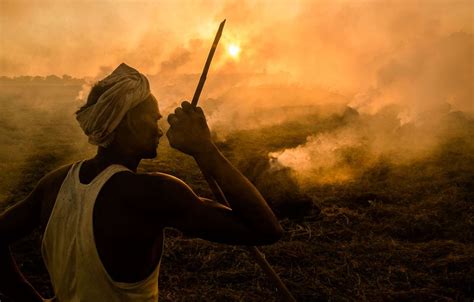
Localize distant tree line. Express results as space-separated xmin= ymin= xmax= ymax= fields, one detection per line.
xmin=0 ymin=75 xmax=84 ymax=86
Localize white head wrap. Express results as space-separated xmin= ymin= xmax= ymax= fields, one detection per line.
xmin=76 ymin=63 xmax=151 ymax=147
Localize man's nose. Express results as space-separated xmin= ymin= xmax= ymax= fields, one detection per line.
xmin=157 ymin=127 xmax=164 ymax=137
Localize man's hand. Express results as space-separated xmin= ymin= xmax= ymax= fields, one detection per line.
xmin=166 ymin=101 xmax=213 ymax=156
xmin=160 ymin=100 xmax=282 ymax=246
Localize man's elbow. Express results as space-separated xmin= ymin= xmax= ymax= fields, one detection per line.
xmin=252 ymin=223 xmax=284 ymax=246
xmin=268 ymin=223 xmax=284 ymax=244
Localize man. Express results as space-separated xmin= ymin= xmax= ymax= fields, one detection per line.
xmin=0 ymin=63 xmax=282 ymax=301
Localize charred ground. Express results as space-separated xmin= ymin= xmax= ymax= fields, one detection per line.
xmin=0 ymin=80 xmax=473 ymax=301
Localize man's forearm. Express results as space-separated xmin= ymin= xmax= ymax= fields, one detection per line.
xmin=0 ymin=244 xmax=43 ymax=301
xmin=193 ymin=143 xmax=281 ymax=234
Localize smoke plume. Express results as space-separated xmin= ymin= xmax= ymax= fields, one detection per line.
xmin=1 ymin=0 xmax=473 ymax=192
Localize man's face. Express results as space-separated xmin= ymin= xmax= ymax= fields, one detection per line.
xmin=123 ymin=95 xmax=163 ymax=159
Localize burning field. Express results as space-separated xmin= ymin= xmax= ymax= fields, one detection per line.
xmin=0 ymin=75 xmax=473 ymax=301
xmin=1 ymin=0 xmax=473 ymax=301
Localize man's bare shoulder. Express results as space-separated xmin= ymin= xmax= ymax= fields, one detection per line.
xmin=110 ymin=171 xmax=194 ymax=198
xmin=109 ymin=171 xmax=197 ymax=212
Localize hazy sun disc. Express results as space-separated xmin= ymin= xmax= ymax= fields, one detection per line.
xmin=227 ymin=44 xmax=241 ymax=58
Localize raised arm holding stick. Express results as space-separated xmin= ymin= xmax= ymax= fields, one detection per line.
xmin=179 ymin=19 xmax=297 ymax=302
xmin=0 ymin=20 xmax=292 ymax=302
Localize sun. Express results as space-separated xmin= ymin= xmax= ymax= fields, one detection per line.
xmin=227 ymin=44 xmax=241 ymax=58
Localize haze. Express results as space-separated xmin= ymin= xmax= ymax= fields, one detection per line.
xmin=1 ymin=0 xmax=473 ymax=186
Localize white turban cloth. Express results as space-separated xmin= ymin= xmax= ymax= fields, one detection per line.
xmin=76 ymin=63 xmax=151 ymax=147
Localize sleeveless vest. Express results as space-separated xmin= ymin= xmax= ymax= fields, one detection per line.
xmin=41 ymin=160 xmax=160 ymax=301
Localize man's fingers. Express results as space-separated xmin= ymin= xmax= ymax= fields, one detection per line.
xmin=182 ymin=101 xmax=192 ymax=112
xmin=175 ymin=107 xmax=184 ymax=117
xmin=167 ymin=113 xmax=178 ymax=126
xmin=195 ymin=106 xmax=204 ymax=115
xmin=169 ymin=105 xmax=205 ymax=128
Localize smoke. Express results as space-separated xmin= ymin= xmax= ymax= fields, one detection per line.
xmin=269 ymin=127 xmax=365 ymax=185
xmin=0 ymin=76 xmax=95 ymax=206
xmin=270 ymin=104 xmax=474 ymax=187
xmin=134 ymin=0 xmax=473 ymax=131
xmin=1 ymin=0 xmax=473 ymax=192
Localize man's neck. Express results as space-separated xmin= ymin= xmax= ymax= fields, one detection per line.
xmin=94 ymin=147 xmax=141 ymax=172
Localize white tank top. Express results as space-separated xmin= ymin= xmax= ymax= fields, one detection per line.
xmin=41 ymin=160 xmax=161 ymax=302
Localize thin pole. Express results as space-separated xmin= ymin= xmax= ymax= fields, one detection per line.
xmin=204 ymin=173 xmax=297 ymax=302
xmin=191 ymin=19 xmax=297 ymax=302
xmin=191 ymin=19 xmax=226 ymax=107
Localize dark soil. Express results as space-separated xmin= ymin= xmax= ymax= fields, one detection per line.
xmin=1 ymin=83 xmax=473 ymax=301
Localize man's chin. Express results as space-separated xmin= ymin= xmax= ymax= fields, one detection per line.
xmin=142 ymin=147 xmax=158 ymax=159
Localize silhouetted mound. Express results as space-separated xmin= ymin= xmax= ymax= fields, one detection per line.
xmin=239 ymin=155 xmax=318 ymax=219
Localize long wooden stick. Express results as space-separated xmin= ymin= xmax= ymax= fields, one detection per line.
xmin=204 ymin=174 xmax=297 ymax=302
xmin=191 ymin=19 xmax=297 ymax=302
xmin=191 ymin=20 xmax=226 ymax=106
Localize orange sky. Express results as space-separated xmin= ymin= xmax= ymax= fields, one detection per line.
xmin=1 ymin=0 xmax=473 ymax=115
xmin=0 ymin=0 xmax=472 ymax=186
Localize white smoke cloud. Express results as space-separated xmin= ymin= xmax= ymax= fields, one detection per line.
xmin=269 ymin=128 xmax=364 ymax=185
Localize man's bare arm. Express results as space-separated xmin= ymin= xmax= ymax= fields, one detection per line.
xmin=132 ymin=101 xmax=282 ymax=245
xmin=129 ymin=172 xmax=281 ymax=246
xmin=193 ymin=143 xmax=282 ymax=239
xmin=0 ymin=187 xmax=45 ymax=301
